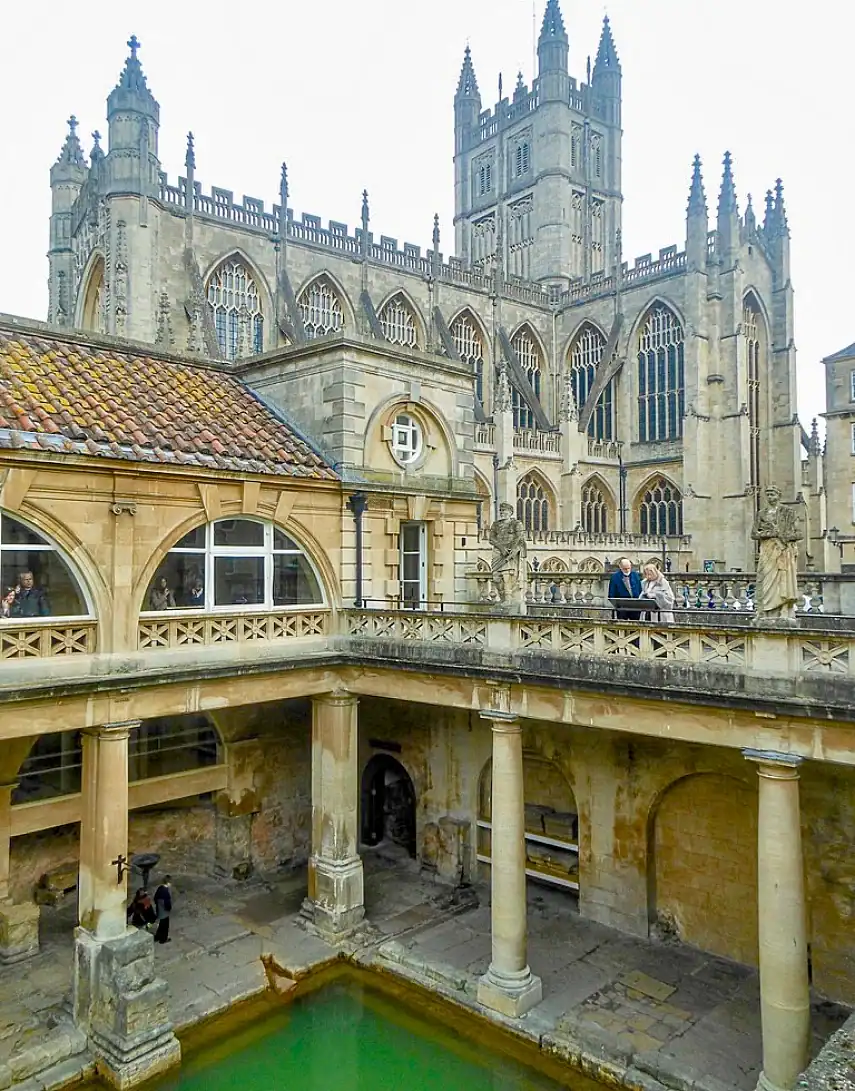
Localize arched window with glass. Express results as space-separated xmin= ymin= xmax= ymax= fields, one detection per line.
xmin=379 ymin=294 xmax=418 ymax=348
xmin=0 ymin=510 xmax=90 ymax=620
xmin=569 ymin=324 xmax=614 ymax=440
xmin=298 ymin=277 xmax=345 ymax=339
xmin=510 ymin=326 xmax=542 ymax=431
xmin=142 ymin=519 xmax=325 ymax=613
xmin=450 ymin=311 xmax=486 ymax=408
xmin=517 ymin=473 xmax=550 ymax=533
xmin=206 ymin=258 xmax=265 ymax=360
xmin=637 ymin=478 xmax=683 ymax=536
xmin=637 ymin=304 xmax=685 ymax=442
xmin=581 ymin=477 xmax=612 ymax=534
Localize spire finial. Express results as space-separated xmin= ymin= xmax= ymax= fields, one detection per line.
xmin=432 ymin=213 xmax=440 ymax=251
xmin=280 ymin=162 xmax=288 ymax=205
xmin=593 ymin=13 xmax=621 ymax=75
xmin=127 ymin=34 xmax=140 ymax=58
xmin=456 ymin=44 xmax=480 ymax=98
xmin=185 ymin=131 xmax=195 ymax=171
xmin=539 ymin=0 xmax=567 ymax=40
xmin=687 ymin=153 xmax=707 ymax=218
xmin=68 ymin=115 xmax=78 ymax=136
xmin=774 ymin=177 xmax=789 ymax=236
xmin=717 ymin=150 xmax=738 ymax=218
xmin=54 ymin=116 xmax=87 ymax=170
xmin=89 ymin=130 xmax=104 ymax=164
xmin=361 ymin=189 xmax=370 ymax=233
xmin=744 ymin=192 xmax=755 ymax=232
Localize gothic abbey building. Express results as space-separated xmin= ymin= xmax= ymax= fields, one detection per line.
xmin=46 ymin=2 xmax=809 ymax=574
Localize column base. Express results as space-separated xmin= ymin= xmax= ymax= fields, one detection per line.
xmin=757 ymin=1071 xmax=801 ymax=1091
xmin=74 ymin=927 xmax=181 ymax=1089
xmin=0 ymin=899 xmax=40 ymax=964
xmin=306 ymin=855 xmax=365 ymax=941
xmin=477 ymin=965 xmax=543 ymax=1018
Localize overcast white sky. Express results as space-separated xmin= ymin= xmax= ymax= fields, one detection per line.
xmin=1 ymin=0 xmax=851 ymax=428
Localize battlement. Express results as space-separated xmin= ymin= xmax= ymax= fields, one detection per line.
xmin=465 ymin=80 xmax=611 ymax=153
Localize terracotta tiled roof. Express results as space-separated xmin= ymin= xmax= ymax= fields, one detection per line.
xmin=0 ymin=325 xmax=336 ymax=479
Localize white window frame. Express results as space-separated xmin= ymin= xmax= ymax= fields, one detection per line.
xmin=0 ymin=509 xmax=93 ymax=621
xmin=399 ymin=522 xmax=427 ymax=609
xmin=141 ymin=518 xmax=325 ymax=615
xmin=390 ymin=414 xmax=423 ymax=466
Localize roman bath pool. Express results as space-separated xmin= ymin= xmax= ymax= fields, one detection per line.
xmin=91 ymin=968 xmax=593 ymax=1091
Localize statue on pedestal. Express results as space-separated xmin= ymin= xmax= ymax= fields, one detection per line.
xmin=751 ymin=486 xmax=801 ymax=622
xmin=489 ymin=502 xmax=527 ymax=605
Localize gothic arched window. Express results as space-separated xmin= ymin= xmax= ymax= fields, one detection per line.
xmin=510 ymin=327 xmax=542 ymax=431
xmin=517 ymin=473 xmax=549 ymax=533
xmin=206 ymin=258 xmax=264 ymax=360
xmin=638 ymin=478 xmax=683 ymax=537
xmin=581 ymin=478 xmax=611 ymax=534
xmin=298 ymin=277 xmax=345 ymax=339
xmin=81 ymin=256 xmax=106 ymax=334
xmin=569 ymin=324 xmax=613 ymax=440
xmin=379 ymin=294 xmax=418 ymax=348
xmin=450 ymin=311 xmax=486 ymax=407
xmin=637 ymin=304 xmax=685 ymax=442
xmin=743 ymin=294 xmax=765 ymax=499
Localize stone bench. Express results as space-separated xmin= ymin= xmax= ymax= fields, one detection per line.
xmin=35 ymin=865 xmax=78 ymax=906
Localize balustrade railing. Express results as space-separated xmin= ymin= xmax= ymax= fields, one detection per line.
xmin=513 ymin=429 xmax=561 ymax=455
xmin=0 ymin=620 xmax=97 ymax=659
xmin=587 ymin=438 xmax=623 ymax=460
xmin=475 ymin=423 xmax=495 ymax=447
xmin=138 ymin=610 xmax=329 ymax=649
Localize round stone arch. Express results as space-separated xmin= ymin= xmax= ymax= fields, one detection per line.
xmin=646 ymin=770 xmax=758 ymax=964
xmin=0 ymin=504 xmax=103 ymax=621
xmin=363 ymin=393 xmax=458 ymax=478
xmin=294 ymin=270 xmax=357 ymax=337
xmin=375 ymin=288 xmax=428 ymax=350
xmin=132 ymin=510 xmax=338 ymax=619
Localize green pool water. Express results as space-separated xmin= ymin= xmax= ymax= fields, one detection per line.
xmin=152 ymin=975 xmax=576 ymax=1091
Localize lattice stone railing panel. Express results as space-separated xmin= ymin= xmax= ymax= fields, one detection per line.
xmin=800 ymin=640 xmax=850 ymax=673
xmin=0 ymin=622 xmax=97 ymax=659
xmin=346 ymin=611 xmax=488 ymax=647
xmin=138 ymin=611 xmax=329 ymax=650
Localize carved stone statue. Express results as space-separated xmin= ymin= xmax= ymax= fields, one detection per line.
xmin=489 ymin=502 xmax=527 ymax=604
xmin=751 ymin=485 xmax=801 ymax=622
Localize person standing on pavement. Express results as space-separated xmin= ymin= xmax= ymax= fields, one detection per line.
xmin=154 ymin=876 xmax=173 ymax=943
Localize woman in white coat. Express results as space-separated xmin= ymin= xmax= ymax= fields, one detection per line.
xmin=640 ymin=562 xmax=675 ymax=623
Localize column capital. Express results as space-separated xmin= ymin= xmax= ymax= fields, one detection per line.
xmin=743 ymin=748 xmax=803 ymax=779
xmin=479 ymin=709 xmax=520 ymax=733
xmin=313 ymin=690 xmax=358 ymax=709
xmin=83 ymin=721 xmax=140 ymax=741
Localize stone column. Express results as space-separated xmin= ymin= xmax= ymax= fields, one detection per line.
xmin=477 ymin=712 xmax=542 ymax=1017
xmin=214 ymin=739 xmax=262 ymax=882
xmin=744 ymin=750 xmax=810 ymax=1091
xmin=74 ymin=722 xmax=180 ymax=1088
xmin=0 ymin=781 xmax=40 ymax=963
xmin=307 ymin=693 xmax=364 ymax=939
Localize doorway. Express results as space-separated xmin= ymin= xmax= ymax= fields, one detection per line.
xmin=360 ymin=755 xmax=417 ymax=858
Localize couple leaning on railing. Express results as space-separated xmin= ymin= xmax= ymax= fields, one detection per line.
xmin=608 ymin=558 xmax=675 ymax=623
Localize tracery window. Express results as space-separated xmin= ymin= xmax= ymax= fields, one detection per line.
xmin=637 ymin=305 xmax=685 ymax=442
xmin=517 ymin=474 xmax=549 ymax=533
xmin=743 ymin=296 xmax=763 ymax=500
xmin=581 ymin=479 xmax=610 ymax=534
xmin=569 ymin=324 xmax=613 ymax=440
xmin=0 ymin=510 xmax=89 ymax=619
xmin=477 ymin=161 xmax=493 ymax=196
xmin=379 ymin=294 xmax=418 ymax=348
xmin=142 ymin=519 xmax=324 ymax=613
xmin=206 ymin=258 xmax=264 ymax=360
xmin=450 ymin=312 xmax=486 ymax=406
xmin=638 ymin=478 xmax=683 ymax=537
xmin=510 ymin=327 xmax=542 ymax=431
xmin=514 ymin=141 xmax=531 ymax=177
xmin=298 ymin=277 xmax=344 ymax=339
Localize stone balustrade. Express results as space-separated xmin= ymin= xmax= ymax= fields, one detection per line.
xmin=137 ymin=609 xmax=329 ymax=649
xmin=0 ymin=619 xmax=97 ymax=659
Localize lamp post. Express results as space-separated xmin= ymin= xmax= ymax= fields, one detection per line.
xmin=346 ymin=492 xmax=368 ymax=608
xmin=492 ymin=453 xmax=500 ymax=524
xmin=618 ymin=450 xmax=628 ymax=534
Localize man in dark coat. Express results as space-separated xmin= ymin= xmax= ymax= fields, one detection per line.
xmin=154 ymin=876 xmax=173 ymax=944
xmin=10 ymin=571 xmax=50 ymax=618
xmin=607 ymin=558 xmax=642 ymax=620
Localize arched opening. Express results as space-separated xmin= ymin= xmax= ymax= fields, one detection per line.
xmin=80 ymin=256 xmax=105 ymax=333
xmin=743 ymin=291 xmax=768 ymax=504
xmin=477 ymin=753 xmax=579 ymax=893
xmin=580 ymin=475 xmax=614 ymax=534
xmin=636 ymin=476 xmax=683 ymax=536
xmin=360 ymin=754 xmax=416 ymax=858
xmin=297 ymin=275 xmax=345 ymax=339
xmin=378 ymin=293 xmax=419 ymax=349
xmin=648 ymin=772 xmax=757 ymax=964
xmin=510 ymin=325 xmax=543 ymax=431
xmin=449 ymin=310 xmax=487 ymax=411
xmin=568 ymin=323 xmax=614 ymax=441
xmin=142 ymin=518 xmax=326 ymax=613
xmin=0 ymin=509 xmax=91 ymax=619
xmin=636 ymin=303 xmax=685 ymax=442
xmin=206 ymin=256 xmax=265 ymax=360
xmin=517 ymin=471 xmax=552 ymax=533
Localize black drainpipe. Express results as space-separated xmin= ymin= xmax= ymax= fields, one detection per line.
xmin=346 ymin=492 xmax=368 ymax=607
